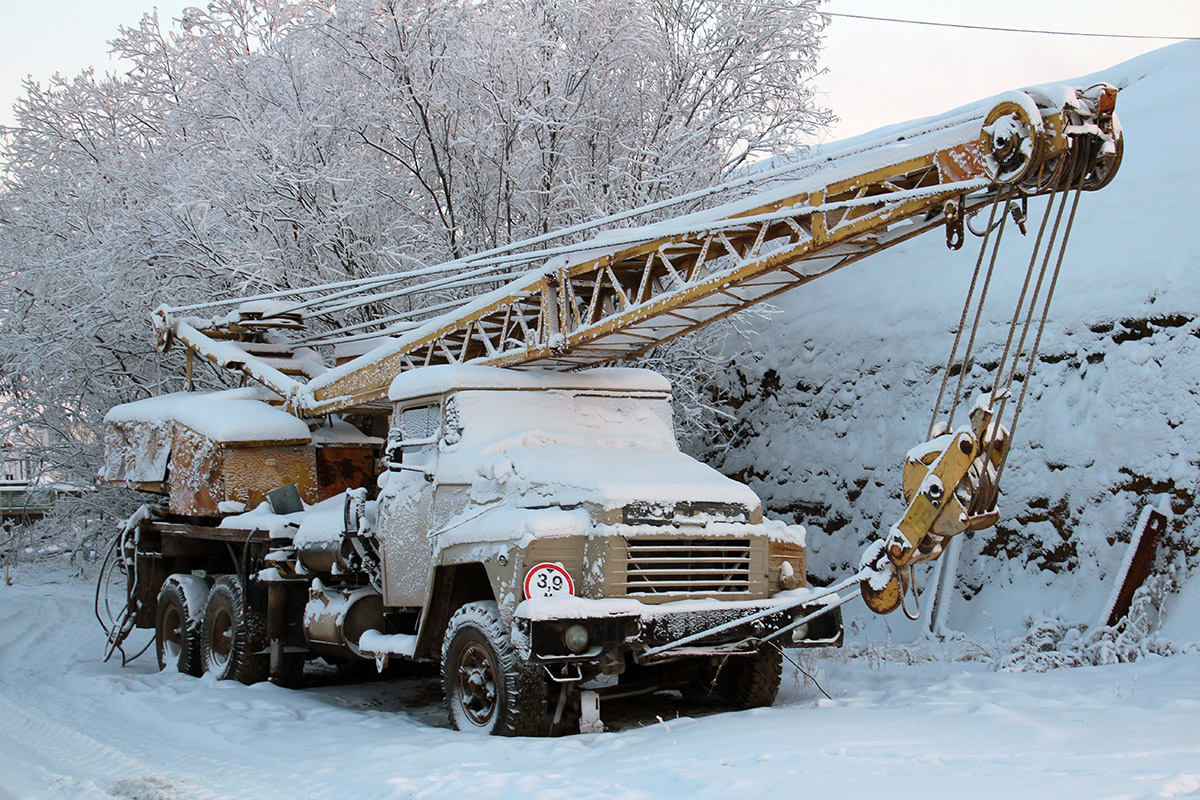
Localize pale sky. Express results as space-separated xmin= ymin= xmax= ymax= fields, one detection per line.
xmin=0 ymin=0 xmax=1196 ymax=138
xmin=816 ymin=0 xmax=1198 ymax=140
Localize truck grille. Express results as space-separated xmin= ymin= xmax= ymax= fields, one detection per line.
xmin=622 ymin=538 xmax=752 ymax=595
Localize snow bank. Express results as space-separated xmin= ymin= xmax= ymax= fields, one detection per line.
xmin=3 ymin=568 xmax=1199 ymax=799
xmin=711 ymin=41 xmax=1200 ymax=642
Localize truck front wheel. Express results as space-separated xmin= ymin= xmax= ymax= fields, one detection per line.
xmin=720 ymin=647 xmax=783 ymax=709
xmin=200 ymin=576 xmax=269 ymax=684
xmin=442 ymin=601 xmax=547 ymax=736
xmin=155 ymin=574 xmax=208 ymax=676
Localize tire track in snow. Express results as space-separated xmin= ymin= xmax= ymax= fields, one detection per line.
xmin=0 ymin=575 xmax=384 ymax=800
xmin=0 ymin=582 xmax=203 ymax=798
xmin=0 ymin=690 xmax=161 ymax=797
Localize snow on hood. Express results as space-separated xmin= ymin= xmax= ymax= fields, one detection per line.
xmin=468 ymin=443 xmax=761 ymax=511
xmin=406 ymin=383 xmax=759 ymax=510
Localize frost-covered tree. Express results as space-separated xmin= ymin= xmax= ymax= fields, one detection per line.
xmin=0 ymin=0 xmax=829 ymax=541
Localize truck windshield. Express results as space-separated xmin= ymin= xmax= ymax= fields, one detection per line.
xmin=448 ymin=389 xmax=676 ymax=450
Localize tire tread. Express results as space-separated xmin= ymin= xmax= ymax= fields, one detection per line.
xmin=441 ymin=601 xmax=547 ymax=736
xmin=201 ymin=575 xmax=269 ymax=685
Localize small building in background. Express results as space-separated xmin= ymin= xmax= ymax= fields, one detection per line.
xmin=1 ymin=453 xmax=57 ymax=524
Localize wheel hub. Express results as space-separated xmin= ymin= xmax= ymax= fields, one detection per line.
xmin=162 ymin=605 xmax=184 ymax=658
xmin=456 ymin=643 xmax=497 ymax=726
xmin=210 ymin=608 xmax=233 ymax=667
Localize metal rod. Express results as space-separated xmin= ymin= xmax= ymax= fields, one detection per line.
xmin=640 ymin=569 xmax=867 ymax=659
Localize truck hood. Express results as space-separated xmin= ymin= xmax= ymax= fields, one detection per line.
xmin=458 ymin=444 xmax=761 ymax=513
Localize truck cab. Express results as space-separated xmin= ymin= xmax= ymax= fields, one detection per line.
xmin=366 ymin=366 xmax=842 ymax=733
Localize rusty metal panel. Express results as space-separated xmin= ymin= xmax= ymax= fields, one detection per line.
xmin=166 ymin=423 xmax=319 ymax=516
xmin=936 ymin=142 xmax=984 ymax=183
xmin=314 ymin=444 xmax=379 ymax=500
xmin=1107 ymin=508 xmax=1167 ymax=627
xmin=167 ymin=425 xmax=224 ymax=516
xmin=224 ymin=443 xmax=319 ymax=508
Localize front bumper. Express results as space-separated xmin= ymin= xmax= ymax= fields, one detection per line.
xmin=514 ymin=592 xmax=844 ymax=665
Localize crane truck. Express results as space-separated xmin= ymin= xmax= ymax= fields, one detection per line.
xmin=99 ymin=83 xmax=1123 ymax=735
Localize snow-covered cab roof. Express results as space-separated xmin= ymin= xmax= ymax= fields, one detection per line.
xmin=387 ymin=365 xmax=671 ymax=403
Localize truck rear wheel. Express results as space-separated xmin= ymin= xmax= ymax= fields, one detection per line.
xmin=442 ymin=601 xmax=547 ymax=736
xmin=201 ymin=576 xmax=269 ymax=684
xmin=155 ymin=574 xmax=208 ymax=676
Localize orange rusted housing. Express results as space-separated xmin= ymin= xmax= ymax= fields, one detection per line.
xmin=100 ymin=393 xmax=381 ymax=517
xmin=315 ymin=444 xmax=378 ymax=500
xmin=166 ymin=425 xmax=318 ymax=516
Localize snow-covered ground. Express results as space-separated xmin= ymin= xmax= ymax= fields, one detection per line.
xmin=2 ymin=567 xmax=1198 ymax=800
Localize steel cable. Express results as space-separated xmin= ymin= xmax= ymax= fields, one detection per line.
xmin=944 ymin=186 xmax=1016 ymax=429
xmin=927 ymin=191 xmax=1004 ymax=438
xmin=991 ymin=150 xmax=1091 ymax=490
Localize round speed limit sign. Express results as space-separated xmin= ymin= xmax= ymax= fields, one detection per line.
xmin=523 ymin=563 xmax=575 ymax=599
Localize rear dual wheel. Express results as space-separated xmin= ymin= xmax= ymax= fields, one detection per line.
xmin=154 ymin=573 xmax=269 ymax=684
xmin=155 ymin=574 xmax=209 ymax=676
xmin=201 ymin=575 xmax=270 ymax=684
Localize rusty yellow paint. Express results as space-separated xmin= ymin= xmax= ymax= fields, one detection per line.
xmin=299 ymin=149 xmax=969 ymax=416
xmin=223 ymin=444 xmax=319 ymax=508
xmin=892 ymin=431 xmax=977 ymax=564
xmin=304 ymin=176 xmax=982 ymax=415
xmin=162 ymin=90 xmax=1120 ymax=420
xmin=861 ymin=567 xmax=906 ymax=616
xmin=810 ymin=190 xmax=827 ymax=244
xmin=937 ymin=142 xmax=984 ymax=183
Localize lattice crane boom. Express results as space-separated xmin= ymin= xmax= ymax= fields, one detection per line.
xmin=155 ymin=84 xmax=1121 ymax=419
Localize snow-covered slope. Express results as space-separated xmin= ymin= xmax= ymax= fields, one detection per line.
xmin=712 ymin=41 xmax=1200 ymax=641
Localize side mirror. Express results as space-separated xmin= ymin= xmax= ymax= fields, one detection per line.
xmin=386 ymin=454 xmax=435 ymax=482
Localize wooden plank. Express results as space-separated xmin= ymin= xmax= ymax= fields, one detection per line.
xmin=152 ymin=522 xmax=279 ymax=543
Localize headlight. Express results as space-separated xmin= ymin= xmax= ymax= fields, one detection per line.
xmin=790 ymin=619 xmax=810 ymax=643
xmin=562 ymin=623 xmax=590 ymax=653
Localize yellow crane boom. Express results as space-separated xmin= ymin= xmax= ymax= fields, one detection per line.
xmin=155 ymin=85 xmax=1120 ymax=421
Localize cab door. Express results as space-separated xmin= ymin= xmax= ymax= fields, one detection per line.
xmin=377 ymin=402 xmax=441 ymax=608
